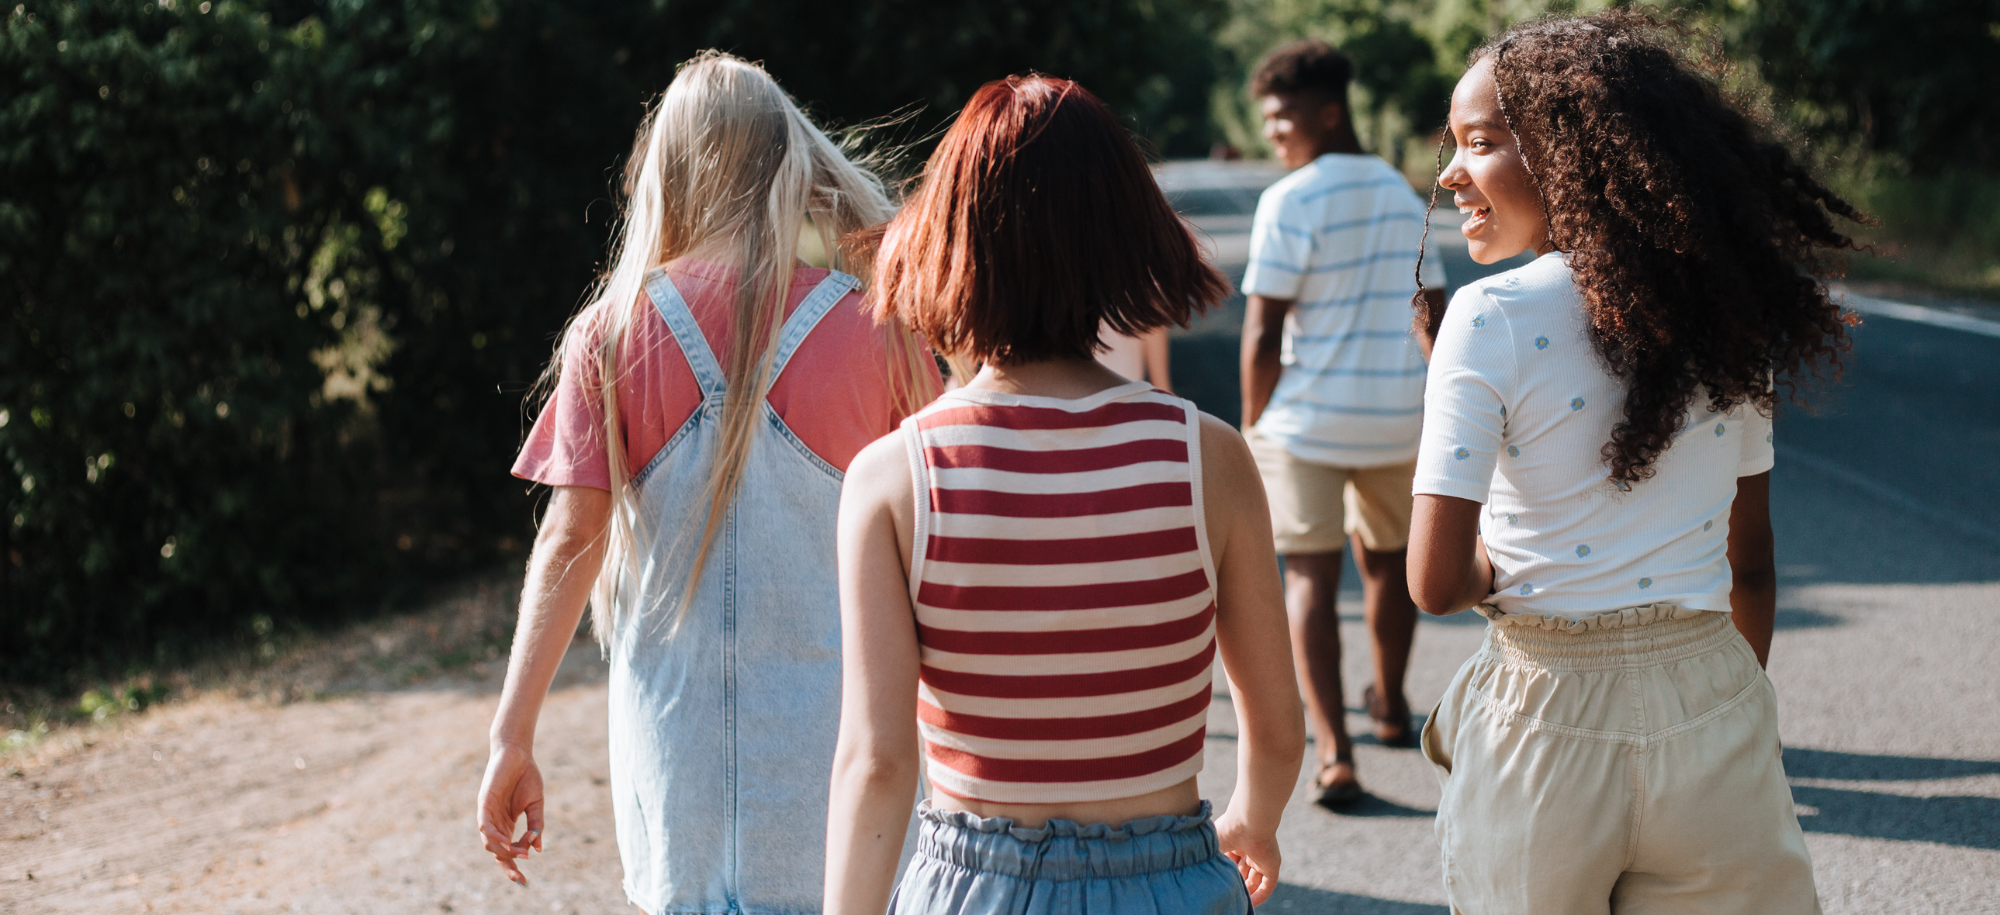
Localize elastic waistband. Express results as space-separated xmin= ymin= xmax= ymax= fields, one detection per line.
xmin=1475 ymin=603 xmax=1740 ymax=670
xmin=913 ymin=800 xmax=1220 ymax=881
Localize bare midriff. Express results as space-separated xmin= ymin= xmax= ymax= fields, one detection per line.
xmin=929 ymin=776 xmax=1203 ymax=830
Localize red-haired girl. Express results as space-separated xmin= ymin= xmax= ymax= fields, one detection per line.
xmin=821 ymin=75 xmax=1306 ymax=915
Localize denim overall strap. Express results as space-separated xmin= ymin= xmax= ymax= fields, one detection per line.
xmin=763 ymin=270 xmax=858 ymax=392
xmin=643 ymin=269 xmax=726 ymax=401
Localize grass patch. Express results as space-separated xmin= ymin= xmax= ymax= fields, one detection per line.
xmin=0 ymin=570 xmax=530 ymax=766
xmin=1837 ymin=169 xmax=2000 ymax=300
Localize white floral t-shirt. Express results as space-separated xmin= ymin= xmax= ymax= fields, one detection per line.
xmin=1413 ymin=252 xmax=1774 ymax=618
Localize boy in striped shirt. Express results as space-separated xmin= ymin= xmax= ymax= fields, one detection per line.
xmin=1238 ymin=38 xmax=1446 ymax=808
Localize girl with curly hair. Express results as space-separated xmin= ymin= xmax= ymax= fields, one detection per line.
xmin=1406 ymin=12 xmax=1857 ymax=913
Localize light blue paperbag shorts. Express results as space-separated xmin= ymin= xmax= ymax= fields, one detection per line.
xmin=889 ymin=801 xmax=1251 ymax=915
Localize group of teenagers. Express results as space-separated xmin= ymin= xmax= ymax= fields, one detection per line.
xmin=477 ymin=11 xmax=1860 ymax=915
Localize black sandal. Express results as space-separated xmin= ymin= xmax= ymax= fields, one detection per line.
xmin=1364 ymin=684 xmax=1417 ymax=749
xmin=1312 ymin=759 xmax=1364 ymax=810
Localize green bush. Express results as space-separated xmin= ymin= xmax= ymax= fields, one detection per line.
xmin=1211 ymin=0 xmax=1466 ymax=176
xmin=1713 ymin=0 xmax=1999 ymax=175
xmin=1209 ymin=0 xmax=1999 ymax=288
xmin=0 ymin=0 xmax=381 ymax=682
xmin=0 ymin=0 xmax=1228 ymax=685
xmin=1839 ymin=168 xmax=2000 ymax=296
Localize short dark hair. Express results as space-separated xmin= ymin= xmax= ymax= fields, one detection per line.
xmin=1251 ymin=38 xmax=1353 ymax=101
xmin=872 ymin=75 xmax=1230 ymax=365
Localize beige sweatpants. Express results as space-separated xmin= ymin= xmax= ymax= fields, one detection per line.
xmin=1420 ymin=604 xmax=1820 ymax=915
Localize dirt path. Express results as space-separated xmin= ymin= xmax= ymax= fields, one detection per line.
xmin=3 ymin=589 xmax=634 ymax=915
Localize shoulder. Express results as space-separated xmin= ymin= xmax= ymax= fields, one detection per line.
xmin=1454 ymin=254 xmax=1575 ymax=320
xmin=1432 ymin=280 xmax=1522 ymax=380
xmin=791 ymin=277 xmax=890 ymax=358
xmin=1196 ymin=411 xmax=1257 ymax=482
xmin=807 ymin=279 xmax=877 ymax=329
xmin=1265 ymin=163 xmax=1319 ymax=198
xmin=1358 ymin=158 xmax=1433 ymax=213
xmin=1318 ymin=155 xmax=1407 ymax=196
xmin=1256 ymin=165 xmax=1319 ymax=213
xmin=1193 ymin=413 xmax=1269 ymax=547
xmin=842 ymin=425 xmax=913 ymax=509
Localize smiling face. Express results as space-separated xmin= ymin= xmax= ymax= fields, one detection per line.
xmin=1260 ymin=92 xmax=1343 ymax=170
xmin=1439 ymin=57 xmax=1552 ymax=264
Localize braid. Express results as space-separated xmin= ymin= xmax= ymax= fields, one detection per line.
xmin=1411 ymin=124 xmax=1450 ymax=338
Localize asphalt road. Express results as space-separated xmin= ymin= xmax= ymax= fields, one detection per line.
xmin=1158 ymin=161 xmax=2000 ymax=914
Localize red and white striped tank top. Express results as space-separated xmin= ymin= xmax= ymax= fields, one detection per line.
xmin=902 ymin=381 xmax=1217 ymax=804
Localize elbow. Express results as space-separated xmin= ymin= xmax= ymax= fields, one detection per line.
xmin=830 ymin=744 xmax=919 ymax=797
xmin=1247 ymin=700 xmax=1309 ymax=769
xmin=1732 ymin=562 xmax=1775 ymax=595
xmin=1276 ymin=712 xmax=1308 ymax=763
xmin=1406 ymin=567 xmax=1462 ymax=616
xmin=1410 ymin=586 xmax=1458 ymax=617
xmin=1248 ymin=327 xmax=1284 ymax=361
xmin=1410 ymin=576 xmax=1483 ymax=617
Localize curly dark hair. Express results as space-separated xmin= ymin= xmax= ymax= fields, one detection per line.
xmin=1251 ymin=38 xmax=1353 ymax=101
xmin=1478 ymin=12 xmax=1864 ymax=484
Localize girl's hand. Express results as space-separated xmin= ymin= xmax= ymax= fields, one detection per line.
xmin=1215 ymin=808 xmax=1282 ymax=905
xmin=476 ymin=742 xmax=545 ymax=886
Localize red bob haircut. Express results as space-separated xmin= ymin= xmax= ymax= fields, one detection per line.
xmin=873 ymin=75 xmax=1230 ymax=365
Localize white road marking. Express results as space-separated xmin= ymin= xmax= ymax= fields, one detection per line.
xmin=1834 ymin=289 xmax=2000 ymax=339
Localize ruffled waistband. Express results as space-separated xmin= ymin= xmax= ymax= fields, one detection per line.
xmin=913 ymin=800 xmax=1220 ymax=880
xmin=1475 ymin=603 xmax=1741 ymax=670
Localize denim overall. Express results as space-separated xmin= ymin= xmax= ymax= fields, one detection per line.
xmin=607 ymin=267 xmax=855 ymax=915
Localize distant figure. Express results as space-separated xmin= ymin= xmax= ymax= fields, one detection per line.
xmin=477 ymin=52 xmax=938 ymax=913
xmin=1238 ymin=37 xmax=1446 ymax=808
xmin=1097 ymin=324 xmax=1173 ymax=391
xmin=824 ymin=75 xmax=1305 ymax=915
xmin=1408 ymin=13 xmax=1856 ymax=913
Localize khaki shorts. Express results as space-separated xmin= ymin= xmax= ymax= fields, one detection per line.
xmin=1421 ymin=605 xmax=1821 ymax=915
xmin=1246 ymin=428 xmax=1413 ymax=554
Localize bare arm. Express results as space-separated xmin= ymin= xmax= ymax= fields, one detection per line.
xmin=1199 ymin=414 xmax=1306 ymax=905
xmin=478 ymin=485 xmax=610 ymax=885
xmin=1412 ymin=288 xmax=1447 ymax=361
xmin=1240 ymin=295 xmax=1293 ymax=428
xmin=1407 ymin=494 xmax=1493 ymax=616
xmin=1142 ymin=326 xmax=1173 ymax=393
xmin=1726 ymin=471 xmax=1776 ymax=667
xmin=824 ymin=434 xmax=923 ymax=915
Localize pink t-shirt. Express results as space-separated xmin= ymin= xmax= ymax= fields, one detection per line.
xmin=512 ymin=259 xmax=938 ymax=489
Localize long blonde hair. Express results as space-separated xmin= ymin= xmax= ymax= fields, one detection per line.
xmin=543 ymin=51 xmax=934 ymax=642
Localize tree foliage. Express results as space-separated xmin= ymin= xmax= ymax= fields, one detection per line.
xmin=1209 ymin=0 xmax=1608 ymax=175
xmin=1214 ymin=0 xmax=1999 ymax=183
xmin=0 ymin=0 xmax=1226 ymax=684
xmin=1708 ymin=0 xmax=2000 ymax=175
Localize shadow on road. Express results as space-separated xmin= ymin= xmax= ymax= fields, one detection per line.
xmin=1261 ymin=884 xmax=1449 ymax=914
xmin=1791 ymin=785 xmax=2000 ymax=850
xmin=1784 ymin=747 xmax=2000 ymax=780
xmin=1772 ymin=606 xmax=1844 ymax=630
xmin=1321 ymin=793 xmax=1437 ymax=819
xmin=1781 ymin=748 xmax=2000 ymax=851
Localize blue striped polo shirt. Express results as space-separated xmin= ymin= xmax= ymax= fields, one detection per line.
xmin=1240 ymin=153 xmax=1444 ymax=467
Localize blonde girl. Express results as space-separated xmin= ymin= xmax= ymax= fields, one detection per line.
xmin=476 ymin=52 xmax=939 ymax=914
